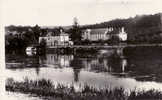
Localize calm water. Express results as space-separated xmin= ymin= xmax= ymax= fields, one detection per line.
xmin=5 ymin=47 xmax=162 ymax=99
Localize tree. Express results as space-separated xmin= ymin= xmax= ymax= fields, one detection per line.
xmin=69 ymin=17 xmax=82 ymax=45
xmin=109 ymin=35 xmax=120 ymax=45
xmin=40 ymin=29 xmax=48 ymax=36
xmin=39 ymin=38 xmax=46 ymax=54
xmin=39 ymin=38 xmax=46 ymax=47
xmin=32 ymin=24 xmax=41 ymax=43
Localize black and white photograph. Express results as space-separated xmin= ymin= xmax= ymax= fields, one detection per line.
xmin=1 ymin=0 xmax=162 ymax=99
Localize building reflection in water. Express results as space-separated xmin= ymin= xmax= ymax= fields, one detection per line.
xmin=81 ymin=55 xmax=128 ymax=74
xmin=39 ymin=54 xmax=83 ymax=91
xmin=6 ymin=47 xmax=162 ymax=92
xmin=121 ymin=59 xmax=127 ymax=73
xmin=40 ymin=54 xmax=74 ymax=68
xmin=32 ymin=57 xmax=41 ymax=76
xmin=39 ymin=49 xmax=128 ymax=81
xmin=71 ymin=60 xmax=83 ymax=82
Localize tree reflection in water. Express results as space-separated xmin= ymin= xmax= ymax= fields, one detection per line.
xmin=5 ymin=47 xmax=162 ymax=94
xmin=70 ymin=58 xmax=84 ymax=82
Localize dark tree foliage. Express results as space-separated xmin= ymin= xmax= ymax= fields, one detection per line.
xmin=52 ymin=27 xmax=64 ymax=36
xmin=5 ymin=25 xmax=41 ymax=54
xmin=40 ymin=28 xmax=48 ymax=36
xmin=39 ymin=38 xmax=46 ymax=54
xmin=5 ymin=36 xmax=28 ymax=54
xmin=68 ymin=17 xmax=82 ymax=44
xmin=39 ymin=38 xmax=46 ymax=47
xmin=80 ymin=18 xmax=128 ymax=29
xmin=32 ymin=24 xmax=41 ymax=42
xmin=109 ymin=35 xmax=120 ymax=45
xmin=43 ymin=27 xmax=64 ymax=36
xmin=126 ymin=14 xmax=162 ymax=43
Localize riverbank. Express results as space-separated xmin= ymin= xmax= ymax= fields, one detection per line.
xmin=6 ymin=78 xmax=162 ymax=100
xmin=47 ymin=43 xmax=162 ymax=49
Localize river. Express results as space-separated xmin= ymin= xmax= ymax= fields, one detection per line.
xmin=5 ymin=46 xmax=162 ymax=99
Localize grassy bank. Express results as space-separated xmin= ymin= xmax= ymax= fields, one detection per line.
xmin=6 ymin=78 xmax=162 ymax=100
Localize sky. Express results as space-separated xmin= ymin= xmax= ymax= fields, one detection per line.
xmin=0 ymin=0 xmax=162 ymax=26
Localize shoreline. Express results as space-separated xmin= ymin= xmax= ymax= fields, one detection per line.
xmin=46 ymin=43 xmax=162 ymax=48
xmin=6 ymin=78 xmax=162 ymax=100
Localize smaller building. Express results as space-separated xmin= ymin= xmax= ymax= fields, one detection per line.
xmin=118 ymin=27 xmax=127 ymax=41
xmin=39 ymin=29 xmax=73 ymax=47
xmin=44 ymin=54 xmax=74 ymax=67
xmin=60 ymin=30 xmax=70 ymax=42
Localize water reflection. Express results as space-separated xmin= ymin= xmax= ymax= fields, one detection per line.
xmin=40 ymin=54 xmax=74 ymax=68
xmin=40 ymin=52 xmax=128 ymax=74
xmin=124 ymin=47 xmax=162 ymax=82
xmin=122 ymin=59 xmax=127 ymax=73
xmin=5 ymin=47 xmax=162 ymax=92
xmin=71 ymin=58 xmax=87 ymax=83
xmin=26 ymin=51 xmax=36 ymax=56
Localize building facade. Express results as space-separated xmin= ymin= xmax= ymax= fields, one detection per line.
xmin=39 ymin=30 xmax=73 ymax=47
xmin=118 ymin=27 xmax=127 ymax=41
xmin=82 ymin=28 xmax=110 ymax=41
xmin=82 ymin=27 xmax=127 ymax=42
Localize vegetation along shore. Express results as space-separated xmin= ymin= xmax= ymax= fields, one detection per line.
xmin=6 ymin=78 xmax=162 ymax=100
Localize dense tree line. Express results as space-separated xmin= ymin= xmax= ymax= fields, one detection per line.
xmin=5 ymin=25 xmax=39 ymax=54
xmin=5 ymin=25 xmax=64 ymax=54
xmin=81 ymin=18 xmax=128 ymax=29
xmin=126 ymin=14 xmax=162 ymax=43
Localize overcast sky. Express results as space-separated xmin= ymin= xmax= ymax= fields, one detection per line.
xmin=1 ymin=0 xmax=162 ymax=26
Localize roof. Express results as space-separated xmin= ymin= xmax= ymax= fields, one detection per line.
xmin=41 ymin=31 xmax=69 ymax=37
xmin=84 ymin=28 xmax=108 ymax=35
xmin=91 ymin=28 xmax=108 ymax=34
xmin=83 ymin=27 xmax=125 ymax=35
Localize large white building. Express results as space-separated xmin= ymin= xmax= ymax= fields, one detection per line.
xmin=82 ymin=28 xmax=110 ymax=41
xmin=82 ymin=27 xmax=127 ymax=42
